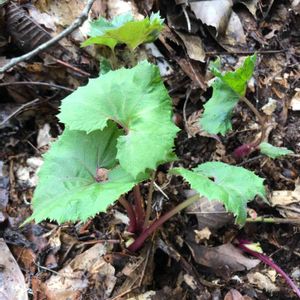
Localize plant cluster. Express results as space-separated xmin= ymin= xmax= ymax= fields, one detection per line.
xmin=26 ymin=12 xmax=294 ymax=252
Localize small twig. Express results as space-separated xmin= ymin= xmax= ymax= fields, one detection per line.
xmin=144 ymin=171 xmax=156 ymax=229
xmin=0 ymin=81 xmax=74 ymax=92
xmin=182 ymin=4 xmax=191 ymax=33
xmin=153 ymin=182 xmax=169 ymax=200
xmin=0 ymin=0 xmax=96 ymax=74
xmin=205 ymin=49 xmax=287 ymax=56
xmin=183 ymin=87 xmax=192 ymax=136
xmin=246 ymin=217 xmax=300 ymax=225
xmin=54 ymin=58 xmax=91 ymax=77
xmin=0 ymin=98 xmax=39 ymax=127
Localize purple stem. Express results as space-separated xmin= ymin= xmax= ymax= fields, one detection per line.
xmin=118 ymin=197 xmax=137 ymax=233
xmin=133 ymin=185 xmax=145 ymax=233
xmin=128 ymin=194 xmax=200 ymax=252
xmin=238 ymin=240 xmax=300 ymax=298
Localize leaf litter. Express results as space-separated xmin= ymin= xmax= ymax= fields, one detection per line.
xmin=0 ymin=0 xmax=300 ymax=299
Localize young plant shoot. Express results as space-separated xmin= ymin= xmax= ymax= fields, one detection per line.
xmin=28 ymin=13 xmax=270 ymax=253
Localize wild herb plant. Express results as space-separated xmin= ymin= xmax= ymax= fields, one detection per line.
xmin=26 ymin=13 xmax=275 ymax=252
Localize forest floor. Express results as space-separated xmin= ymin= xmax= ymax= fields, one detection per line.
xmin=0 ymin=0 xmax=300 ymax=299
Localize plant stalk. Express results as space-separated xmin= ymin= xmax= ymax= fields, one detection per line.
xmin=240 ymin=96 xmax=266 ymax=144
xmin=119 ymin=197 xmax=137 ymax=233
xmin=143 ymin=171 xmax=156 ymax=229
xmin=128 ymin=194 xmax=200 ymax=252
xmin=133 ymin=185 xmax=145 ymax=233
xmin=239 ymin=241 xmax=300 ymax=298
xmin=246 ymin=217 xmax=300 ymax=225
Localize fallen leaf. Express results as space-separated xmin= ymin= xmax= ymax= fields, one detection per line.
xmin=271 ymin=183 xmax=300 ymax=206
xmin=185 ymin=191 xmax=233 ymax=229
xmin=44 ymin=243 xmax=116 ymax=300
xmin=0 ymin=239 xmax=28 ymax=300
xmin=176 ymin=32 xmax=205 ymax=62
xmin=194 ymin=227 xmax=212 ymax=242
xmin=189 ymin=0 xmax=246 ymax=50
xmin=290 ymin=90 xmax=300 ymax=111
xmin=186 ymin=241 xmax=260 ymax=277
xmin=224 ymin=289 xmax=248 ymax=300
xmin=261 ymin=98 xmax=277 ymax=115
xmin=247 ymin=272 xmax=279 ymax=292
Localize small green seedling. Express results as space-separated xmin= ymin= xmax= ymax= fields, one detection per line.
xmin=26 ymin=13 xmax=267 ymax=252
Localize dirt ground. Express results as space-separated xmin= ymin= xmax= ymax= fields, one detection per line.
xmin=0 ymin=0 xmax=300 ymax=299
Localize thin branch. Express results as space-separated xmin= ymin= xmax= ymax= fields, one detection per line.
xmin=0 ymin=0 xmax=96 ymax=74
xmin=0 ymin=98 xmax=39 ymax=127
xmin=0 ymin=81 xmax=74 ymax=92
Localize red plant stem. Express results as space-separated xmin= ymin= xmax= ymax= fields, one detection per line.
xmin=133 ymin=185 xmax=145 ymax=233
xmin=238 ymin=241 xmax=300 ymax=298
xmin=118 ymin=197 xmax=137 ymax=233
xmin=128 ymin=194 xmax=200 ymax=252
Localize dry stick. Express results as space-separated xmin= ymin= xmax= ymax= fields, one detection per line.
xmin=246 ymin=217 xmax=300 ymax=225
xmin=0 ymin=0 xmax=96 ymax=74
xmin=0 ymin=81 xmax=74 ymax=92
xmin=143 ymin=171 xmax=156 ymax=229
xmin=205 ymin=49 xmax=287 ymax=56
xmin=0 ymin=98 xmax=39 ymax=127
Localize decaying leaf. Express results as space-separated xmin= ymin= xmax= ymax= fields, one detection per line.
xmin=186 ymin=241 xmax=260 ymax=276
xmin=44 ymin=243 xmax=116 ymax=300
xmin=290 ymin=90 xmax=300 ymax=111
xmin=189 ymin=0 xmax=247 ymax=50
xmin=0 ymin=239 xmax=28 ymax=300
xmin=247 ymin=272 xmax=279 ymax=293
xmin=271 ymin=184 xmax=300 ymax=206
xmin=185 ymin=192 xmax=233 ymax=230
xmin=175 ymin=32 xmax=205 ymax=62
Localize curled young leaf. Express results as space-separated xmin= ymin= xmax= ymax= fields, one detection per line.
xmin=82 ymin=12 xmax=164 ymax=50
xmin=200 ymin=54 xmax=257 ymax=135
xmin=259 ymin=142 xmax=294 ymax=159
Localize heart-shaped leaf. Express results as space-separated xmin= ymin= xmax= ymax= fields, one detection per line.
xmin=58 ymin=61 xmax=179 ymax=178
xmin=26 ymin=123 xmax=144 ymax=224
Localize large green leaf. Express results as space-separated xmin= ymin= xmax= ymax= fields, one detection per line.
xmin=82 ymin=12 xmax=164 ymax=50
xmin=171 ymin=162 xmax=265 ymax=224
xmin=200 ymin=54 xmax=257 ymax=135
xmin=58 ymin=61 xmax=179 ymax=178
xmin=26 ymin=123 xmax=143 ymax=224
xmin=259 ymin=142 xmax=294 ymax=159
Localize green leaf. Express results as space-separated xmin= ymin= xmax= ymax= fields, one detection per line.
xmin=200 ymin=54 xmax=257 ymax=135
xmin=259 ymin=142 xmax=294 ymax=159
xmin=26 ymin=123 xmax=144 ymax=224
xmin=171 ymin=162 xmax=265 ymax=224
xmin=58 ymin=61 xmax=179 ymax=178
xmin=82 ymin=12 xmax=164 ymax=50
